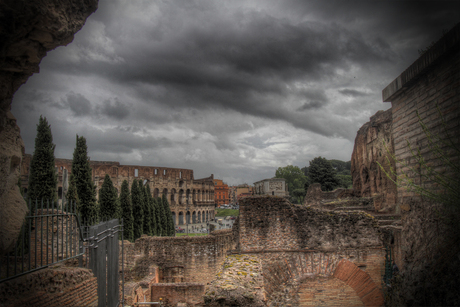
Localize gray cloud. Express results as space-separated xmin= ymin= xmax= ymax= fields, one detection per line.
xmin=10 ymin=0 xmax=459 ymax=185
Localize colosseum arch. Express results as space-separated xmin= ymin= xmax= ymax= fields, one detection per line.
xmin=197 ymin=211 xmax=201 ymax=223
xmin=153 ymin=188 xmax=159 ymax=199
xmin=162 ymin=188 xmax=168 ymax=197
xmin=172 ymin=212 xmax=176 ymax=225
xmin=192 ymin=211 xmax=196 ymax=223
xmin=186 ymin=189 xmax=191 ymax=204
xmin=170 ymin=188 xmax=176 ymax=205
xmin=178 ymin=189 xmax=184 ymax=205
xmin=178 ymin=212 xmax=184 ymax=225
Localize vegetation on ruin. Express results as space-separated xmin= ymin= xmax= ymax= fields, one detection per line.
xmin=216 ymin=208 xmax=239 ymax=217
xmin=71 ymin=135 xmax=98 ymax=223
xmin=98 ymin=174 xmax=120 ymax=220
xmin=120 ymin=180 xmax=134 ymax=241
xmin=27 ymin=116 xmax=57 ymax=204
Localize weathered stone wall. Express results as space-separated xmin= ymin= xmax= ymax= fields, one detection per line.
xmin=0 ymin=0 xmax=98 ymax=255
xmin=381 ymin=22 xmax=460 ymax=307
xmin=121 ymin=229 xmax=234 ymax=285
xmin=0 ymin=266 xmax=97 ymax=307
xmin=303 ymin=183 xmax=358 ymax=208
xmin=213 ymin=196 xmax=385 ymax=306
xmin=351 ymin=108 xmax=397 ymax=212
xmin=238 ymin=196 xmax=381 ymax=252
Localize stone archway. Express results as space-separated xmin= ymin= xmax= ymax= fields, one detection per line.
xmin=295 ymin=258 xmax=383 ymax=307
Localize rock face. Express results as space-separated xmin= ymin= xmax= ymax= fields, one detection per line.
xmin=351 ymin=108 xmax=397 ymax=212
xmin=0 ymin=0 xmax=98 ymax=255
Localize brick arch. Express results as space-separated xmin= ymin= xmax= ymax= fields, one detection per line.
xmin=332 ymin=259 xmax=384 ymax=307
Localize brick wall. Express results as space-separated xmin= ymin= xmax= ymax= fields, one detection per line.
xmin=238 ymin=196 xmax=381 ymax=252
xmin=383 ymin=24 xmax=460 ymax=209
xmin=151 ymin=283 xmax=205 ymax=306
xmin=299 ymin=276 xmax=364 ymax=306
xmin=0 ymin=267 xmax=97 ymax=307
xmin=121 ymin=229 xmax=234 ymax=285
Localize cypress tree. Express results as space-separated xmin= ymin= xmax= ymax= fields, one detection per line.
xmin=98 ymin=174 xmax=118 ymax=219
xmin=161 ymin=195 xmax=175 ymax=236
xmin=71 ymin=135 xmax=97 ymax=223
xmin=152 ymin=197 xmax=162 ymax=236
xmin=145 ymin=185 xmax=158 ymax=236
xmin=66 ymin=173 xmax=80 ymax=212
xmin=120 ymin=180 xmax=133 ymax=242
xmin=27 ymin=116 xmax=57 ymax=203
xmin=131 ymin=180 xmax=143 ymax=240
xmin=140 ymin=182 xmax=151 ymax=235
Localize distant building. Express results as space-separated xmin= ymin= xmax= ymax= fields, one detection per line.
xmin=20 ymin=154 xmax=215 ymax=225
xmin=213 ymin=179 xmax=230 ymax=206
xmin=229 ymin=184 xmax=254 ymax=204
xmin=253 ymin=178 xmax=289 ymax=197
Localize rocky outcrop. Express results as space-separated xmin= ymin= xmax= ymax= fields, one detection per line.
xmin=351 ymin=108 xmax=397 ymax=212
xmin=0 ymin=0 xmax=98 ymax=255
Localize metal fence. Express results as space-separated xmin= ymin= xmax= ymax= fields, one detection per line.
xmin=0 ymin=199 xmax=84 ymax=283
xmin=83 ymin=219 xmax=124 ymax=307
xmin=1 ymin=199 xmax=124 ymax=307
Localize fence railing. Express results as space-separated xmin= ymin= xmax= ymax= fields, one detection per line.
xmin=0 ymin=199 xmax=84 ymax=283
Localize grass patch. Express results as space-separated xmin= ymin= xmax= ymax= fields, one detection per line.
xmin=216 ymin=208 xmax=239 ymax=217
xmin=176 ymin=233 xmax=208 ymax=237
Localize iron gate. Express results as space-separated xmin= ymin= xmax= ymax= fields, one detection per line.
xmin=85 ymin=219 xmax=123 ymax=307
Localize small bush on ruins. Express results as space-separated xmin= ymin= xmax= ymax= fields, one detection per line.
xmin=27 ymin=116 xmax=57 ymax=204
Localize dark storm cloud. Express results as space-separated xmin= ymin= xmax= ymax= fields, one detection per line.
xmin=339 ymin=89 xmax=369 ymax=97
xmin=63 ymin=92 xmax=92 ymax=117
xmin=99 ymin=98 xmax=130 ymax=120
xmin=297 ymin=101 xmax=322 ymax=111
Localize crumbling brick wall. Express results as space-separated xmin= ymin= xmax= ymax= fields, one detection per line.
xmin=121 ymin=230 xmax=234 ymax=285
xmin=0 ymin=267 xmax=97 ymax=307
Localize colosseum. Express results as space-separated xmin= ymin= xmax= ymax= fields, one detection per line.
xmin=20 ymin=154 xmax=216 ymax=225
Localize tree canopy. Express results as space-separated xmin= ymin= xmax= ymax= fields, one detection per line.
xmin=275 ymin=165 xmax=307 ymax=192
xmin=27 ymin=116 xmax=57 ymax=203
xmin=308 ymin=156 xmax=340 ymax=191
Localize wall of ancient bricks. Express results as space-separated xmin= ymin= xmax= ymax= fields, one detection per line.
xmin=383 ymin=24 xmax=460 ymax=210
xmin=238 ymin=196 xmax=381 ymax=252
xmin=0 ymin=267 xmax=97 ymax=307
xmin=121 ymin=229 xmax=234 ymax=285
xmin=151 ymin=283 xmax=205 ymax=306
xmin=233 ymin=196 xmax=385 ymax=306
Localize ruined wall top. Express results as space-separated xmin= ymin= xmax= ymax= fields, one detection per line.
xmin=382 ymin=22 xmax=460 ymax=102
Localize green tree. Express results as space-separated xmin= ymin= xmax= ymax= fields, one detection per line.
xmin=140 ymin=182 xmax=152 ymax=236
xmin=152 ymin=197 xmax=163 ymax=236
xmin=308 ymin=157 xmax=340 ymax=191
xmin=161 ymin=194 xmax=175 ymax=236
xmin=120 ymin=180 xmax=133 ymax=242
xmin=27 ymin=116 xmax=57 ymax=203
xmin=98 ymin=174 xmax=119 ymax=219
xmin=275 ymin=165 xmax=307 ymax=193
xmin=66 ymin=173 xmax=80 ymax=210
xmin=131 ymin=180 xmax=143 ymax=240
xmin=71 ymin=135 xmax=98 ymax=223
xmin=146 ymin=185 xmax=159 ymax=236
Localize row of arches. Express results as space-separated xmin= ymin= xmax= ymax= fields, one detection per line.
xmin=152 ymin=188 xmax=214 ymax=205
xmin=171 ymin=210 xmax=215 ymax=225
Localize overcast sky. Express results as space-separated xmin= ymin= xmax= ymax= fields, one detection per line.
xmin=12 ymin=0 xmax=459 ymax=185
